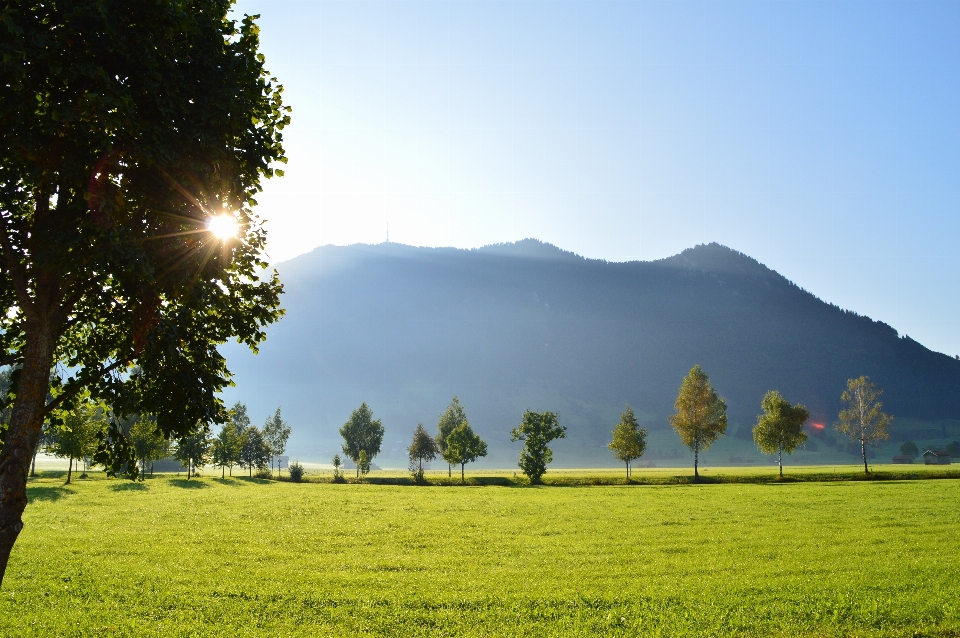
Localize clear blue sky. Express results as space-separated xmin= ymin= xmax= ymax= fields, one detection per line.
xmin=234 ymin=0 xmax=960 ymax=358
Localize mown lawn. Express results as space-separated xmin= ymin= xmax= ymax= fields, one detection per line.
xmin=2 ymin=473 xmax=959 ymax=636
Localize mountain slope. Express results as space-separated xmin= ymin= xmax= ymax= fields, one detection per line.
xmin=220 ymin=240 xmax=960 ymax=467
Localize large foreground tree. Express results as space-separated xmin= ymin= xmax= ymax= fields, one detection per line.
xmin=668 ymin=365 xmax=727 ymax=481
xmin=0 ymin=1 xmax=288 ymax=585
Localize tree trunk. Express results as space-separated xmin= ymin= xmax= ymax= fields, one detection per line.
xmin=861 ymin=437 xmax=868 ymax=474
xmin=448 ymin=463 xmax=451 ymax=478
xmin=66 ymin=458 xmax=72 ymax=484
xmin=461 ymin=463 xmax=465 ymax=484
xmin=0 ymin=323 xmax=58 ymax=585
xmin=778 ymin=446 xmax=783 ymax=478
xmin=693 ymin=441 xmax=699 ymax=481
xmin=222 ymin=465 xmax=225 ymax=478
xmin=30 ymin=451 xmax=37 ymax=478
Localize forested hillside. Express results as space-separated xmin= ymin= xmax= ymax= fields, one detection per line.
xmin=221 ymin=240 xmax=960 ymax=467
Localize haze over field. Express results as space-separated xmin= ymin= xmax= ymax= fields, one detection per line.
xmin=221 ymin=240 xmax=960 ymax=467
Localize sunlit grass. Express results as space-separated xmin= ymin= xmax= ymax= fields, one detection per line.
xmin=3 ymin=472 xmax=959 ymax=636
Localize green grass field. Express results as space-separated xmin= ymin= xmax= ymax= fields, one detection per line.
xmin=3 ymin=471 xmax=959 ymax=637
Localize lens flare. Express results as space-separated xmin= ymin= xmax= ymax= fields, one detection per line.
xmin=207 ymin=215 xmax=239 ymax=240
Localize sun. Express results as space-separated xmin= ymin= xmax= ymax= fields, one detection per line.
xmin=207 ymin=214 xmax=239 ymax=240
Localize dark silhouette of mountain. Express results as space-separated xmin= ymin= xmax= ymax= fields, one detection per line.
xmin=221 ymin=240 xmax=960 ymax=467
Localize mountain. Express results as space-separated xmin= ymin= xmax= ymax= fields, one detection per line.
xmin=220 ymin=240 xmax=960 ymax=467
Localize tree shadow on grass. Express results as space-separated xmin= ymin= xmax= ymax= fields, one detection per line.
xmin=111 ymin=482 xmax=148 ymax=492
xmin=27 ymin=485 xmax=75 ymax=503
xmin=169 ymin=479 xmax=211 ymax=489
xmin=212 ymin=477 xmax=246 ymax=487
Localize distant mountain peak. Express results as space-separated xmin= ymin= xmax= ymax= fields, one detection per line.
xmin=658 ymin=242 xmax=779 ymax=280
xmin=475 ymin=238 xmax=585 ymax=261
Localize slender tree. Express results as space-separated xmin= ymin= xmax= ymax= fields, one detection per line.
xmin=0 ymin=2 xmax=288 ymax=583
xmin=174 ymin=424 xmax=212 ymax=479
xmin=46 ymin=402 xmax=104 ymax=484
xmin=835 ymin=376 xmax=892 ymax=474
xmin=609 ymin=405 xmax=648 ymax=479
xmin=752 ymin=391 xmax=809 ymax=478
xmin=262 ymin=407 xmax=291 ymax=476
xmin=239 ymin=426 xmax=271 ymax=477
xmin=331 ymin=454 xmax=345 ymax=483
xmin=229 ymin=403 xmax=253 ymax=437
xmin=668 ymin=365 xmax=727 ymax=481
xmin=339 ymin=403 xmax=384 ymax=479
xmin=445 ymin=423 xmax=488 ymax=484
xmin=212 ymin=423 xmax=243 ymax=478
xmin=437 ymin=397 xmax=468 ymax=478
xmin=511 ymin=410 xmax=566 ymax=484
xmin=408 ymin=423 xmax=439 ymax=484
xmin=128 ymin=415 xmax=170 ymax=480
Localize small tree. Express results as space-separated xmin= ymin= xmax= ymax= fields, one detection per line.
xmin=445 ymin=423 xmax=488 ymax=484
xmin=239 ymin=426 xmax=271 ymax=477
xmin=46 ymin=402 xmax=105 ymax=484
xmin=408 ymin=423 xmax=439 ymax=484
xmin=609 ymin=405 xmax=648 ymax=479
xmin=752 ymin=390 xmax=810 ymax=478
xmin=229 ymin=402 xmax=252 ymax=436
xmin=262 ymin=407 xmax=291 ymax=477
xmin=212 ymin=423 xmax=244 ymax=477
xmin=174 ymin=424 xmax=212 ymax=479
xmin=835 ymin=376 xmax=892 ymax=474
xmin=331 ymin=454 xmax=345 ymax=483
xmin=339 ymin=403 xmax=384 ymax=479
xmin=128 ymin=415 xmax=170 ymax=479
xmin=899 ymin=441 xmax=919 ymax=459
xmin=437 ymin=396 xmax=468 ymax=478
xmin=511 ymin=410 xmax=566 ymax=484
xmin=668 ymin=365 xmax=727 ymax=481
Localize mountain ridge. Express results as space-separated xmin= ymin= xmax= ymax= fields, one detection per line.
xmin=222 ymin=239 xmax=960 ymax=466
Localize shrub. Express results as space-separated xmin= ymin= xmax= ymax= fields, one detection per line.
xmin=255 ymin=467 xmax=273 ymax=479
xmin=288 ymin=462 xmax=305 ymax=482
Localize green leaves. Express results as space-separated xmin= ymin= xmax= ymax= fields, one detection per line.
xmin=511 ymin=410 xmax=566 ymax=484
xmin=339 ymin=403 xmax=384 ymax=473
xmin=668 ymin=365 xmax=728 ymax=453
xmin=609 ymin=405 xmax=648 ymax=477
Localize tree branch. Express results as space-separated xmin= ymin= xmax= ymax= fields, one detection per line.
xmin=41 ymin=357 xmax=129 ymax=417
xmin=0 ymin=214 xmax=35 ymax=319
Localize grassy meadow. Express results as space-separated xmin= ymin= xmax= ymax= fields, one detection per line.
xmin=3 ymin=470 xmax=960 ymax=637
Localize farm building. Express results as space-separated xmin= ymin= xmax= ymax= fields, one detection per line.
xmin=922 ymin=449 xmax=951 ymax=465
xmin=892 ymin=455 xmax=914 ymax=464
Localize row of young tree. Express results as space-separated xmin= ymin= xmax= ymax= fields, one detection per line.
xmin=612 ymin=366 xmax=893 ymax=479
xmin=336 ymin=398 xmax=567 ymax=484
xmin=338 ymin=365 xmax=894 ymax=484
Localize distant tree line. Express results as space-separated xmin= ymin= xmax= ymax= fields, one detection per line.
xmin=333 ymin=367 xmax=895 ymax=485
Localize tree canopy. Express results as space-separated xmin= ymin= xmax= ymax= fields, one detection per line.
xmin=836 ymin=376 xmax=892 ymax=474
xmin=608 ymin=405 xmax=648 ymax=479
xmin=668 ymin=365 xmax=727 ymax=481
xmin=445 ymin=423 xmax=487 ymax=484
xmin=339 ymin=403 xmax=384 ymax=478
xmin=511 ymin=410 xmax=566 ymax=484
xmin=262 ymin=407 xmax=291 ymax=475
xmin=408 ymin=423 xmax=438 ymax=483
xmin=0 ymin=1 xmax=289 ymax=583
xmin=436 ymin=396 xmax=468 ymax=477
xmin=752 ymin=390 xmax=809 ymax=477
